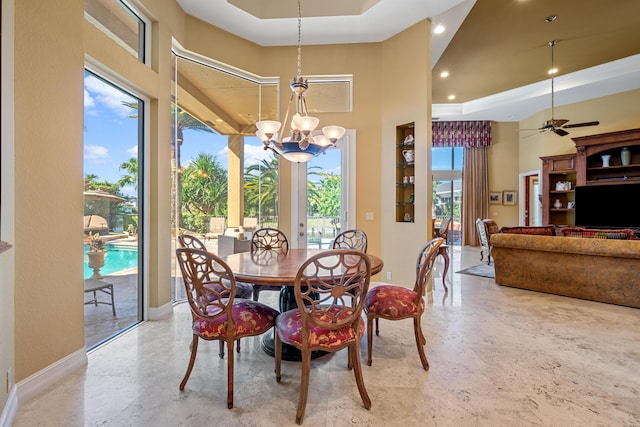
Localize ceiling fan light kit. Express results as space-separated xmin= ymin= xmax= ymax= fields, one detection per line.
xmin=521 ymin=39 xmax=600 ymax=137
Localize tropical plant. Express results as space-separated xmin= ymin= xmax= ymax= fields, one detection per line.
xmin=84 ymin=232 xmax=105 ymax=252
xmin=310 ymin=173 xmax=341 ymax=217
xmin=181 ymin=153 xmax=228 ymax=217
xmin=244 ymin=156 xmax=279 ymax=217
xmin=122 ymin=101 xmax=214 ymax=229
xmin=117 ymin=157 xmax=138 ymax=191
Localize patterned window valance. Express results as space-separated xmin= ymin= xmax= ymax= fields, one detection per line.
xmin=432 ymin=121 xmax=491 ymax=147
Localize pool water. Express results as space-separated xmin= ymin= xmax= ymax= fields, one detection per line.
xmin=84 ymin=244 xmax=139 ymax=279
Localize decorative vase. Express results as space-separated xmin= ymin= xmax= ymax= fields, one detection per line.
xmin=402 ymin=149 xmax=415 ymax=163
xmin=621 ymin=147 xmax=631 ymax=166
xmin=554 ymin=199 xmax=562 ymax=209
xmin=87 ymin=251 xmax=107 ymax=279
xmin=601 ymin=154 xmax=611 ymax=167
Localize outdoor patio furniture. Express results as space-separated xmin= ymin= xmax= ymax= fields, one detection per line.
xmin=205 ymin=217 xmax=226 ymax=240
xmin=84 ymin=278 xmax=116 ymax=316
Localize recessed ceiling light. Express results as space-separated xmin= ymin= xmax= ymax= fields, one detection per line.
xmin=433 ymin=25 xmax=445 ymax=34
xmin=448 ymin=95 xmax=456 ymax=100
xmin=440 ymin=71 xmax=449 ymax=78
xmin=545 ymin=15 xmax=557 ymax=23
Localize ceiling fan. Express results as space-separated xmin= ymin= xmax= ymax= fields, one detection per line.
xmin=522 ymin=40 xmax=600 ymax=137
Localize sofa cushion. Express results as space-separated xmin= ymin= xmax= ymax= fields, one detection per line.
xmin=499 ymin=225 xmax=556 ymax=236
xmin=558 ymin=227 xmax=634 ymax=240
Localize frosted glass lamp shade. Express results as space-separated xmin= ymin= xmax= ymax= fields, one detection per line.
xmin=292 ymin=115 xmax=319 ymax=132
xmin=322 ymin=125 xmax=346 ymax=142
xmin=256 ymin=120 xmax=282 ymax=140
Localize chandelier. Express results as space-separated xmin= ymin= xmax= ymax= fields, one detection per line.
xmin=255 ymin=0 xmax=346 ymax=163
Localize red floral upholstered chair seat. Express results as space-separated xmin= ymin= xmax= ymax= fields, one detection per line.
xmin=364 ymin=238 xmax=444 ymax=370
xmin=193 ymin=300 xmax=280 ymax=339
xmin=365 ymin=286 xmax=424 ymax=319
xmin=175 ymin=247 xmax=278 ymax=410
xmin=276 ymin=306 xmax=366 ymax=350
xmin=274 ymin=250 xmax=372 ymax=424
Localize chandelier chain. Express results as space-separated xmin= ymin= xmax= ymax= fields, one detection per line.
xmin=296 ymin=0 xmax=302 ymax=78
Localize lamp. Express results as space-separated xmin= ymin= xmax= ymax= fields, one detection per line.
xmin=255 ymin=0 xmax=345 ymax=163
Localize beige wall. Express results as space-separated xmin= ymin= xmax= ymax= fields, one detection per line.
xmin=380 ymin=20 xmax=431 ymax=286
xmin=2 ymin=0 xmax=640 ymax=417
xmin=487 ymin=122 xmax=520 ymax=227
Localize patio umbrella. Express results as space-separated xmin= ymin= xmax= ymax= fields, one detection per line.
xmin=83 ymin=190 xmax=125 ymax=203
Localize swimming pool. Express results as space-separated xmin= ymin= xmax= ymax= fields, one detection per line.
xmin=84 ymin=244 xmax=139 ymax=279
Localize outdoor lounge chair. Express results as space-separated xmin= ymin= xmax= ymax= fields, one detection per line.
xmin=205 ymin=217 xmax=226 ymax=240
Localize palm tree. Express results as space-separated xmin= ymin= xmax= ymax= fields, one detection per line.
xmin=118 ymin=158 xmax=138 ymax=191
xmin=244 ymin=156 xmax=279 ymax=219
xmin=181 ymin=153 xmax=228 ymax=217
xmin=122 ymin=101 xmax=213 ymax=228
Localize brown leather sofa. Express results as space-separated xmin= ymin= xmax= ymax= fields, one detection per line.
xmin=491 ymin=233 xmax=640 ymax=309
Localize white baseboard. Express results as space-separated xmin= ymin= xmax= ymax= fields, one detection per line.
xmin=15 ymin=348 xmax=87 ymax=408
xmin=148 ymin=301 xmax=173 ymax=320
xmin=0 ymin=386 xmax=17 ymax=427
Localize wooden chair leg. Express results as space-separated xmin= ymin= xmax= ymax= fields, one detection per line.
xmin=275 ymin=330 xmax=282 ymax=382
xmin=413 ymin=317 xmax=429 ymax=371
xmin=296 ymin=349 xmax=311 ymax=425
xmin=367 ymin=317 xmax=374 ymax=366
xmin=351 ymin=341 xmax=371 ymax=409
xmin=226 ymin=339 xmax=234 ymax=409
xmin=375 ymin=318 xmax=380 ymax=336
xmin=180 ymin=335 xmax=199 ymax=390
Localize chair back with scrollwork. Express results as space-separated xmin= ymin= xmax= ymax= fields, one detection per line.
xmin=332 ymin=229 xmax=367 ymax=253
xmin=251 ymin=227 xmax=289 ymax=253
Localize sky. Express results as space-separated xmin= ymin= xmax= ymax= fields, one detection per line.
xmin=83 ymin=72 xmax=342 ymax=198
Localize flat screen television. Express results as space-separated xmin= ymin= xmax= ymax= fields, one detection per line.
xmin=574 ymin=183 xmax=640 ymax=229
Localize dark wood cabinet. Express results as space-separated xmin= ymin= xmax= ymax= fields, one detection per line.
xmin=573 ymin=128 xmax=640 ymax=186
xmin=540 ymin=128 xmax=640 ymax=227
xmin=540 ymin=153 xmax=576 ymax=227
xmin=395 ymin=122 xmax=415 ymax=223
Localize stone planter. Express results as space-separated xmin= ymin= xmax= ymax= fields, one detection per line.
xmin=87 ymin=251 xmax=107 ymax=279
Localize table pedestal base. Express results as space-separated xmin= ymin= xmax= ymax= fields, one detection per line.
xmin=260 ymin=286 xmax=328 ymax=361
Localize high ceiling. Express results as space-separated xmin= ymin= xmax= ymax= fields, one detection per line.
xmin=176 ymin=0 xmax=640 ymax=124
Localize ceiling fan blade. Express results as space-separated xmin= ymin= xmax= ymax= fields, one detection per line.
xmin=562 ymin=121 xmax=600 ymax=129
xmin=550 ymin=119 xmax=569 ymax=127
xmin=553 ymin=128 xmax=570 ymax=136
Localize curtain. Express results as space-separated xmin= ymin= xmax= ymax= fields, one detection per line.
xmin=432 ymin=121 xmax=491 ymax=148
xmin=432 ymin=121 xmax=491 ymax=247
xmin=462 ymin=146 xmax=489 ymax=246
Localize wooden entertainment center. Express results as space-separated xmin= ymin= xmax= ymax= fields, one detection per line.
xmin=541 ymin=128 xmax=640 ymax=226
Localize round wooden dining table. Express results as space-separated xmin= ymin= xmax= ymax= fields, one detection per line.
xmin=223 ymin=248 xmax=384 ymax=360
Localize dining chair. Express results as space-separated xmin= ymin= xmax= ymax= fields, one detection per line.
xmin=364 ymin=237 xmax=443 ymax=370
xmin=175 ymin=247 xmax=279 ymax=409
xmin=332 ymin=229 xmax=368 ymax=253
xmin=250 ymin=227 xmax=289 ymax=301
xmin=177 ymin=233 xmax=253 ymax=358
xmin=475 ymin=218 xmax=493 ymax=265
xmin=434 ymin=217 xmax=451 ymax=244
xmin=274 ymin=249 xmax=372 ymax=424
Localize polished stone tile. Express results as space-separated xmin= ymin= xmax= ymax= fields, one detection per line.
xmin=13 ymin=246 xmax=640 ymax=426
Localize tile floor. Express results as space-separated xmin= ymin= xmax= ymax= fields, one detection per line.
xmin=14 ymin=246 xmax=640 ymax=426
